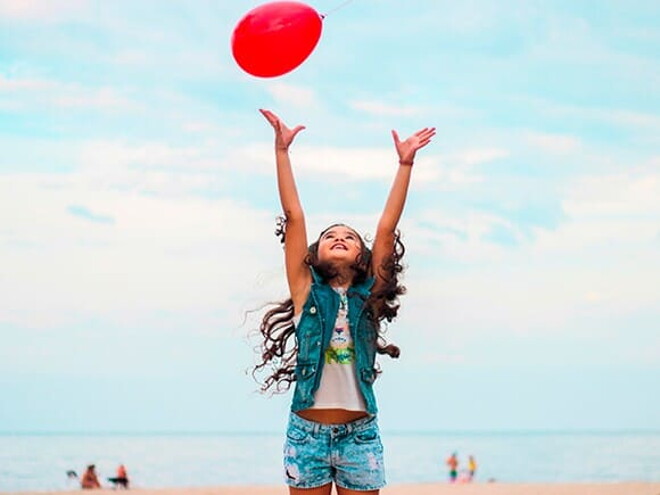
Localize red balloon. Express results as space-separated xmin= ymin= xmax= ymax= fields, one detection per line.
xmin=231 ymin=2 xmax=323 ymax=78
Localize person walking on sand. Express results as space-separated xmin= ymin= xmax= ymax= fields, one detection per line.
xmin=80 ymin=464 xmax=101 ymax=490
xmin=468 ymin=455 xmax=477 ymax=481
xmin=446 ymin=452 xmax=459 ymax=483
xmin=254 ymin=109 xmax=435 ymax=495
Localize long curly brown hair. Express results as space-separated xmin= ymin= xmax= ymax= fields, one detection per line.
xmin=252 ymin=217 xmax=406 ymax=393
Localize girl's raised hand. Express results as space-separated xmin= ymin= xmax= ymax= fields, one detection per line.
xmin=259 ymin=109 xmax=306 ymax=151
xmin=391 ymin=127 xmax=436 ymax=165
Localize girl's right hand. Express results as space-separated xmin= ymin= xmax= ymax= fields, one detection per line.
xmin=259 ymin=109 xmax=306 ymax=151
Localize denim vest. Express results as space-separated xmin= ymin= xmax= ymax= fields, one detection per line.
xmin=291 ymin=268 xmax=379 ymax=414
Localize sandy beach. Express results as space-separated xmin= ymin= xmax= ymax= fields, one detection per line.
xmin=5 ymin=483 xmax=660 ymax=495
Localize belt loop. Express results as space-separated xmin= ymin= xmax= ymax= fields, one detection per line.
xmin=313 ymin=422 xmax=321 ymax=436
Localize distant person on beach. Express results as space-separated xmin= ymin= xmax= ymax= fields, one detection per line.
xmin=446 ymin=452 xmax=459 ymax=483
xmin=468 ymin=455 xmax=477 ymax=481
xmin=80 ymin=464 xmax=101 ymax=489
xmin=108 ymin=464 xmax=130 ymax=489
xmin=254 ymin=109 xmax=435 ymax=494
xmin=66 ymin=470 xmax=78 ymax=488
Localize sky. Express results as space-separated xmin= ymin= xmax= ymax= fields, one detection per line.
xmin=1 ymin=0 xmax=658 ymax=434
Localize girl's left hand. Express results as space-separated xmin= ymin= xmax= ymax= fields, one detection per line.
xmin=391 ymin=127 xmax=436 ymax=165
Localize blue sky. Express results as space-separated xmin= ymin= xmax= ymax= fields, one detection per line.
xmin=1 ymin=0 xmax=658 ymax=434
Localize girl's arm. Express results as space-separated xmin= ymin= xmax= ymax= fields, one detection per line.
xmin=372 ymin=126 xmax=436 ymax=290
xmin=259 ymin=109 xmax=312 ymax=313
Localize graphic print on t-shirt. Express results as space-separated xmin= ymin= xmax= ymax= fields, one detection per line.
xmin=324 ymin=288 xmax=355 ymax=365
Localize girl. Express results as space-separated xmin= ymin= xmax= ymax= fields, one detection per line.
xmin=255 ymin=109 xmax=435 ymax=495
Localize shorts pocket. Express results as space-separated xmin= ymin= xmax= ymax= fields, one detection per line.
xmin=353 ymin=427 xmax=379 ymax=445
xmin=286 ymin=426 xmax=309 ymax=444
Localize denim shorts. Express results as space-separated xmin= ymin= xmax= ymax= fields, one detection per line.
xmin=283 ymin=412 xmax=386 ymax=490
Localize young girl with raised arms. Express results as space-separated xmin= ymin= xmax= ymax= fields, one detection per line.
xmin=254 ymin=109 xmax=435 ymax=495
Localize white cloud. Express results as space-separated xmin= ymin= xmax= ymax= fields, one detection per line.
xmin=0 ymin=75 xmax=56 ymax=91
xmin=52 ymin=87 xmax=136 ymax=111
xmin=79 ymin=140 xmax=222 ymax=172
xmin=524 ymin=170 xmax=660 ymax=257
xmin=526 ymin=132 xmax=581 ymax=154
xmin=181 ymin=121 xmax=224 ymax=134
xmin=396 ymin=236 xmax=659 ymax=357
xmin=518 ymin=95 xmax=660 ymax=134
xmin=350 ymin=100 xmax=424 ymax=118
xmin=387 ymin=165 xmax=660 ymax=355
xmin=296 ymin=145 xmax=434 ymax=181
xmin=448 ymin=148 xmax=509 ymax=167
xmin=227 ymin=137 xmax=511 ymax=197
xmin=0 ymin=159 xmax=279 ymax=330
xmin=565 ymin=172 xmax=660 ymax=217
xmin=257 ymin=144 xmax=505 ymax=186
xmin=0 ymin=0 xmax=89 ymax=21
xmin=0 ymin=75 xmax=141 ymax=113
xmin=231 ymin=141 xmax=446 ymax=183
xmin=264 ymin=82 xmax=320 ymax=110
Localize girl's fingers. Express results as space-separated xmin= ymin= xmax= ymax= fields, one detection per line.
xmin=411 ymin=128 xmax=436 ymax=143
xmin=414 ymin=127 xmax=433 ymax=135
xmin=292 ymin=125 xmax=306 ymax=134
xmin=259 ymin=109 xmax=285 ymax=131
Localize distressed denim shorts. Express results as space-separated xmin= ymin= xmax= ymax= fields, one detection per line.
xmin=283 ymin=412 xmax=386 ymax=490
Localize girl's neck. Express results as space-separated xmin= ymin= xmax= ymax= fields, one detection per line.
xmin=329 ymin=267 xmax=354 ymax=290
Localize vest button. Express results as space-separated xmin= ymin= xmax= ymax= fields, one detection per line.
xmin=309 ymin=306 xmax=317 ymax=314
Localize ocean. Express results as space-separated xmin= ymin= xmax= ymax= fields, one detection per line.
xmin=1 ymin=431 xmax=659 ymax=492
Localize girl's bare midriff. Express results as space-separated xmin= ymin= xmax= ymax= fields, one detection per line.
xmin=297 ymin=408 xmax=369 ymax=424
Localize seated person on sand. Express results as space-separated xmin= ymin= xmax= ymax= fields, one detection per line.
xmin=80 ymin=465 xmax=101 ymax=489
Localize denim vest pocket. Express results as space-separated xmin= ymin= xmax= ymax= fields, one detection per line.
xmin=360 ymin=367 xmax=376 ymax=384
xmin=296 ymin=362 xmax=317 ymax=381
xmin=296 ymin=304 xmax=323 ymax=360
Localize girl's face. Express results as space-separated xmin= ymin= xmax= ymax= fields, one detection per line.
xmin=316 ymin=225 xmax=363 ymax=266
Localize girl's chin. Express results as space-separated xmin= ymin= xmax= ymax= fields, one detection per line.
xmin=321 ymin=255 xmax=354 ymax=266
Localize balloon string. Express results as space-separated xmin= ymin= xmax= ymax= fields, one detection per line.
xmin=321 ymin=0 xmax=356 ymax=18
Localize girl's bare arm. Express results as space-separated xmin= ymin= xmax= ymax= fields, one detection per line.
xmin=260 ymin=109 xmax=312 ymax=312
xmin=372 ymin=127 xmax=436 ymax=290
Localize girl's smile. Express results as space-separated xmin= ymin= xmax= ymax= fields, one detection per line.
xmin=318 ymin=226 xmax=362 ymax=263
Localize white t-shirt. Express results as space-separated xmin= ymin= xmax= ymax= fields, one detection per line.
xmin=293 ymin=287 xmax=366 ymax=412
